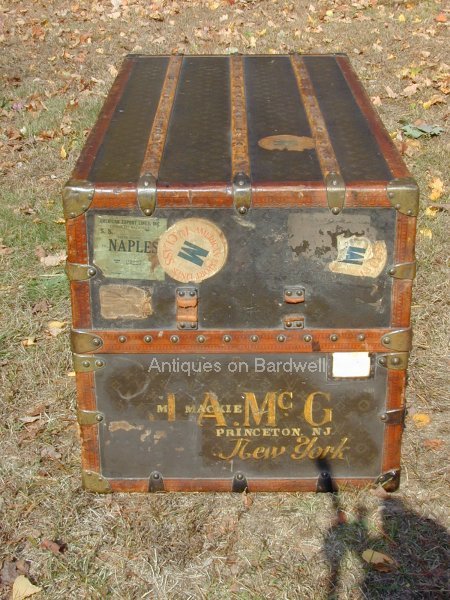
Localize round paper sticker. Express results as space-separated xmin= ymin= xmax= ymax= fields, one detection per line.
xmin=157 ymin=218 xmax=228 ymax=283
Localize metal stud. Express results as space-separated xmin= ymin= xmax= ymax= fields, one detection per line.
xmin=118 ymin=335 xmax=126 ymax=343
xmin=286 ymin=290 xmax=293 ymax=297
xmin=285 ymin=321 xmax=292 ymax=328
xmin=88 ymin=268 xmax=96 ymax=276
xmin=92 ymin=338 xmax=101 ymax=346
xmin=236 ymin=473 xmax=244 ymax=480
xmin=330 ymin=334 xmax=338 ymax=342
xmin=96 ymin=414 xmax=103 ymax=422
xmin=82 ymin=360 xmax=90 ymax=368
xmin=95 ymin=360 xmax=104 ymax=368
xmin=170 ymin=335 xmax=179 ymax=344
xmin=357 ymin=333 xmax=366 ymax=341
xmin=277 ymin=334 xmax=286 ymax=342
xmin=303 ymin=334 xmax=312 ymax=342
xmin=379 ymin=357 xmax=387 ymax=366
xmin=179 ymin=323 xmax=186 ymax=329
xmin=223 ymin=335 xmax=232 ymax=343
xmin=388 ymin=268 xmax=396 ymax=275
xmin=250 ymin=335 xmax=259 ymax=342
xmin=392 ymin=357 xmax=401 ymax=366
xmin=383 ymin=336 xmax=391 ymax=345
xmin=197 ymin=335 xmax=205 ymax=344
xmin=144 ymin=335 xmax=152 ymax=343
xmin=189 ymin=290 xmax=196 ymax=297
xmin=178 ymin=290 xmax=185 ymax=297
xmin=331 ymin=207 xmax=340 ymax=215
xmin=238 ymin=206 xmax=247 ymax=215
xmin=143 ymin=208 xmax=152 ymax=216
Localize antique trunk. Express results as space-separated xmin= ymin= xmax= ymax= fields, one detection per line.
xmin=64 ymin=54 xmax=418 ymax=493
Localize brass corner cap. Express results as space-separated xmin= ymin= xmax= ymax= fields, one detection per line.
xmin=82 ymin=471 xmax=112 ymax=494
xmin=62 ymin=179 xmax=95 ymax=219
xmin=387 ymin=177 xmax=419 ymax=217
xmin=375 ymin=469 xmax=400 ymax=492
xmin=381 ymin=329 xmax=412 ymax=352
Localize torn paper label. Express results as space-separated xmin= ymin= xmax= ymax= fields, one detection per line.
xmin=99 ymin=285 xmax=152 ymax=319
xmin=329 ymin=235 xmax=387 ymax=278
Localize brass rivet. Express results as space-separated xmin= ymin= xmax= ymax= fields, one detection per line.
xmin=389 ymin=268 xmax=396 ymax=275
xmin=189 ymin=290 xmax=196 ymax=297
xmin=190 ymin=323 xmax=196 ymax=329
xmin=407 ymin=209 xmax=413 ymax=216
xmin=144 ymin=209 xmax=152 ymax=216
xmin=170 ymin=335 xmax=179 ymax=343
xmin=395 ymin=203 xmax=401 ymax=210
xmin=95 ymin=360 xmax=104 ymax=367
xmin=118 ymin=335 xmax=126 ymax=343
xmin=331 ymin=207 xmax=340 ymax=215
xmin=70 ymin=212 xmax=76 ymax=218
xmin=388 ymin=191 xmax=394 ymax=199
xmin=82 ymin=360 xmax=90 ymax=368
xmin=88 ymin=268 xmax=96 ymax=276
xmin=357 ymin=333 xmax=366 ymax=341
xmin=296 ymin=290 xmax=303 ymax=296
xmin=179 ymin=323 xmax=186 ymax=329
xmin=286 ymin=290 xmax=292 ymax=297
xmin=92 ymin=338 xmax=101 ymax=346
xmin=250 ymin=335 xmax=259 ymax=342
xmin=277 ymin=334 xmax=286 ymax=342
xmin=392 ymin=357 xmax=401 ymax=365
xmin=144 ymin=335 xmax=152 ymax=343
xmin=96 ymin=414 xmax=103 ymax=422
xmin=379 ymin=358 xmax=387 ymax=366
xmin=236 ymin=473 xmax=244 ymax=480
xmin=238 ymin=206 xmax=247 ymax=215
xmin=330 ymin=334 xmax=338 ymax=342
xmin=178 ymin=290 xmax=185 ymax=297
xmin=197 ymin=335 xmax=205 ymax=343
xmin=223 ymin=335 xmax=232 ymax=343
xmin=286 ymin=321 xmax=292 ymax=328
xmin=383 ymin=336 xmax=391 ymax=345
xmin=303 ymin=334 xmax=312 ymax=342
xmin=152 ymin=472 xmax=160 ymax=479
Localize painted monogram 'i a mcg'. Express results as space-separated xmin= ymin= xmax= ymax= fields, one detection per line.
xmin=63 ymin=54 xmax=418 ymax=494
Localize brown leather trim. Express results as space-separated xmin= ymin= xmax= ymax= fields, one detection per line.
xmin=65 ymin=214 xmax=88 ymax=263
xmin=77 ymin=372 xmax=100 ymax=472
xmin=73 ymin=328 xmax=403 ymax=354
xmin=72 ymin=57 xmax=133 ymax=180
xmin=108 ymin=477 xmax=376 ymax=493
xmin=140 ymin=55 xmax=183 ymax=177
xmin=290 ymin=55 xmax=340 ymax=177
xmin=381 ymin=370 xmax=406 ymax=473
xmin=336 ymin=56 xmax=410 ymax=179
xmin=230 ymin=55 xmax=250 ymax=176
xmin=391 ymin=213 xmax=417 ymax=327
xmin=71 ymin=282 xmax=91 ymax=329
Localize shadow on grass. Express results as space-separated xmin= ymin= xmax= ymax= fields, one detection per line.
xmin=317 ymin=460 xmax=449 ymax=599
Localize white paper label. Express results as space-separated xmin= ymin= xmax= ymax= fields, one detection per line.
xmin=332 ymin=352 xmax=371 ymax=378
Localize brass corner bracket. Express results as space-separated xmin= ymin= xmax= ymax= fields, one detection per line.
xmin=387 ymin=177 xmax=419 ymax=217
xmin=82 ymin=470 xmax=112 ymax=494
xmin=388 ymin=261 xmax=416 ymax=280
xmin=381 ymin=329 xmax=412 ymax=352
xmin=65 ymin=261 xmax=97 ymax=281
xmin=77 ymin=409 xmax=104 ymax=425
xmin=72 ymin=353 xmax=105 ymax=373
xmin=63 ymin=179 xmax=95 ymax=219
xmin=71 ymin=330 xmax=104 ymax=353
xmin=378 ymin=352 xmax=409 ymax=370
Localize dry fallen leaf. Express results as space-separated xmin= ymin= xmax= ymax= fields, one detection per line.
xmin=60 ymin=146 xmax=67 ymax=159
xmin=11 ymin=575 xmax=42 ymax=600
xmin=40 ymin=252 xmax=66 ymax=267
xmin=242 ymin=489 xmax=253 ymax=508
xmin=385 ymin=85 xmax=398 ymax=99
xmin=0 ymin=559 xmax=30 ymax=586
xmin=402 ymin=83 xmax=419 ymax=97
xmin=435 ymin=13 xmax=447 ymax=23
xmin=423 ymin=95 xmax=445 ymax=110
xmin=412 ymin=413 xmax=431 ymax=427
xmin=27 ymin=403 xmax=49 ymax=417
xmin=31 ymin=299 xmax=51 ymax=316
xmin=419 ymin=228 xmax=433 ymax=239
xmin=371 ymin=96 xmax=382 ymax=106
xmin=40 ymin=539 xmax=67 ymax=555
xmin=428 ymin=177 xmax=444 ymax=201
xmin=0 ymin=239 xmax=14 ymax=256
xmin=423 ymin=438 xmax=445 ymax=450
xmin=21 ymin=336 xmax=37 ymax=348
xmin=47 ymin=320 xmax=68 ymax=337
xmin=40 ymin=446 xmax=62 ymax=461
xmin=362 ymin=549 xmax=398 ymax=572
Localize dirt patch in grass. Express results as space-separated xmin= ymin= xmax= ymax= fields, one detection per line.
xmin=1 ymin=1 xmax=449 ymax=598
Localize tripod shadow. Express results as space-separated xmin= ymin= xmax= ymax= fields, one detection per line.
xmin=318 ymin=461 xmax=449 ymax=599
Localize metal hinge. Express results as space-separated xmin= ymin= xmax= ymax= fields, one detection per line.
xmin=137 ymin=172 xmax=157 ymax=216
xmin=65 ymin=261 xmax=97 ymax=281
xmin=233 ymin=172 xmax=252 ymax=215
xmin=72 ymin=353 xmax=105 ymax=373
xmin=82 ymin=470 xmax=112 ymax=493
xmin=381 ymin=329 xmax=412 ymax=352
xmin=378 ymin=352 xmax=409 ymax=370
xmin=77 ymin=409 xmax=104 ymax=425
xmin=380 ymin=407 xmax=407 ymax=425
xmin=375 ymin=469 xmax=400 ymax=492
xmin=325 ymin=172 xmax=345 ymax=215
xmin=71 ymin=330 xmax=104 ymax=353
xmin=63 ymin=179 xmax=95 ymax=219
xmin=388 ymin=261 xmax=416 ymax=280
xmin=387 ymin=177 xmax=419 ymax=217
xmin=148 ymin=471 xmax=165 ymax=492
xmin=232 ymin=472 xmax=248 ymax=493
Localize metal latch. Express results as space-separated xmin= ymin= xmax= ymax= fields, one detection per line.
xmin=284 ymin=286 xmax=305 ymax=304
xmin=176 ymin=287 xmax=198 ymax=329
xmin=283 ymin=314 xmax=305 ymax=329
xmin=375 ymin=469 xmax=400 ymax=492
xmin=233 ymin=172 xmax=252 ymax=214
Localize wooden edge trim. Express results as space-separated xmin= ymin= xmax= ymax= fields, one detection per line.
xmin=290 ymin=55 xmax=340 ymax=177
xmin=72 ymin=57 xmax=134 ymax=181
xmin=66 ymin=214 xmax=92 ymax=328
xmin=381 ymin=370 xmax=406 ymax=473
xmin=108 ymin=477 xmax=377 ymax=493
xmin=76 ymin=371 xmax=100 ymax=472
xmin=230 ymin=55 xmax=250 ymax=176
xmin=336 ymin=56 xmax=410 ymax=180
xmin=70 ymin=282 xmax=92 ymax=329
xmin=73 ymin=328 xmax=400 ymax=354
xmin=140 ymin=55 xmax=183 ymax=177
